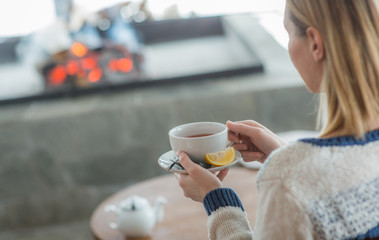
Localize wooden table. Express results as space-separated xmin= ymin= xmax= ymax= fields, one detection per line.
xmin=90 ymin=167 xmax=259 ymax=240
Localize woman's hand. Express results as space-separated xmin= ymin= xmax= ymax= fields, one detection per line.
xmin=176 ymin=151 xmax=229 ymax=202
xmin=227 ymin=120 xmax=286 ymax=163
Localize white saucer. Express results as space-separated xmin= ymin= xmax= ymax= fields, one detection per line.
xmin=158 ymin=150 xmax=241 ymax=174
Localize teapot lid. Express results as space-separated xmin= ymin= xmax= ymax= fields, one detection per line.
xmin=120 ymin=195 xmax=150 ymax=211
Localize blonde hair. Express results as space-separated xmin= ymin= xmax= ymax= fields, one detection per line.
xmin=286 ymin=0 xmax=379 ymax=138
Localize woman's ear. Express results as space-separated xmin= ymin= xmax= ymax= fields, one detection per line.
xmin=306 ymin=27 xmax=325 ymax=62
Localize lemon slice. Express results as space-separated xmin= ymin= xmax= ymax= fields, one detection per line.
xmin=205 ymin=147 xmax=235 ymax=167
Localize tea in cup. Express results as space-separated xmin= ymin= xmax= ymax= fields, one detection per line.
xmin=168 ymin=122 xmax=228 ymax=163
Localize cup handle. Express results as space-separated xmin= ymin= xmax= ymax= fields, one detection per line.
xmin=104 ymin=204 xmax=120 ymax=229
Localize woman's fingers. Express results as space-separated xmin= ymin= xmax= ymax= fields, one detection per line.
xmin=240 ymin=151 xmax=265 ymax=163
xmin=228 ymin=120 xmax=277 ymax=140
xmin=177 ymin=151 xmax=193 ymax=169
xmin=234 ymin=120 xmax=283 ymax=140
xmin=227 ymin=120 xmax=286 ymax=155
xmin=177 ymin=151 xmax=224 ymax=202
xmin=216 ymin=168 xmax=229 ymax=181
xmin=178 ymin=151 xmax=203 ymax=174
xmin=177 ymin=151 xmax=230 ymax=182
xmin=227 ymin=121 xmax=263 ymax=138
xmin=178 ymin=151 xmax=214 ymax=181
xmin=233 ymin=120 xmax=266 ymax=129
xmin=228 ymin=130 xmax=241 ymax=143
xmin=232 ymin=143 xmax=248 ymax=151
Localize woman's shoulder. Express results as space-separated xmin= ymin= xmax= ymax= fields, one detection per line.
xmin=257 ymin=133 xmax=379 ymax=186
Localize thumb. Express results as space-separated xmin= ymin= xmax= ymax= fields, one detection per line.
xmin=177 ymin=151 xmax=204 ymax=174
xmin=177 ymin=151 xmax=215 ymax=185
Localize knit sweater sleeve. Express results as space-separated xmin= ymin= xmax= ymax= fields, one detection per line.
xmin=203 ymin=182 xmax=314 ymax=240
xmin=204 ymin=188 xmax=253 ymax=240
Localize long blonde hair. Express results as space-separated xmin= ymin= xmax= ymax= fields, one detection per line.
xmin=286 ymin=0 xmax=379 ymax=138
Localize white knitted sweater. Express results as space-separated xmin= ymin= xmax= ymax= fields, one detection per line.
xmin=203 ymin=130 xmax=379 ymax=240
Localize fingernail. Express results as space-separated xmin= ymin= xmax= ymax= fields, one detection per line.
xmin=173 ymin=173 xmax=180 ymax=180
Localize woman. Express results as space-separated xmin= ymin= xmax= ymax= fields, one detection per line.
xmin=176 ymin=0 xmax=379 ymax=239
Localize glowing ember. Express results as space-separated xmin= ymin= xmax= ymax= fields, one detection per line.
xmin=81 ymin=57 xmax=97 ymax=70
xmin=108 ymin=59 xmax=119 ymax=71
xmin=88 ymin=68 xmax=102 ymax=82
xmin=48 ymin=65 xmax=66 ymax=85
xmin=66 ymin=60 xmax=79 ymax=75
xmin=117 ymin=58 xmax=133 ymax=72
xmin=71 ymin=42 xmax=88 ymax=57
xmin=44 ymin=41 xmax=140 ymax=90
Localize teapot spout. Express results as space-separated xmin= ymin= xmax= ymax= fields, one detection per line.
xmin=154 ymin=196 xmax=167 ymax=223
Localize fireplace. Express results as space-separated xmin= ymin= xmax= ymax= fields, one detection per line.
xmin=0 ymin=15 xmax=264 ymax=105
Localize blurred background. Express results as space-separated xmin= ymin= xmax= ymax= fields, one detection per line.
xmin=0 ymin=0 xmax=287 ymax=101
xmin=0 ymin=0 xmax=318 ymax=239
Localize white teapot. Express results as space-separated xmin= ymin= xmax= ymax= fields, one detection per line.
xmin=105 ymin=195 xmax=167 ymax=238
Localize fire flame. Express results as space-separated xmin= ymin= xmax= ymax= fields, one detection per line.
xmin=66 ymin=60 xmax=79 ymax=75
xmin=47 ymin=42 xmax=135 ymax=87
xmin=108 ymin=58 xmax=133 ymax=73
xmin=71 ymin=42 xmax=88 ymax=57
xmin=117 ymin=58 xmax=133 ymax=72
xmin=48 ymin=65 xmax=66 ymax=85
xmin=88 ymin=68 xmax=102 ymax=82
xmin=81 ymin=57 xmax=97 ymax=70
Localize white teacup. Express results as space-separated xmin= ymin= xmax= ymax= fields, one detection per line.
xmin=168 ymin=122 xmax=228 ymax=162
